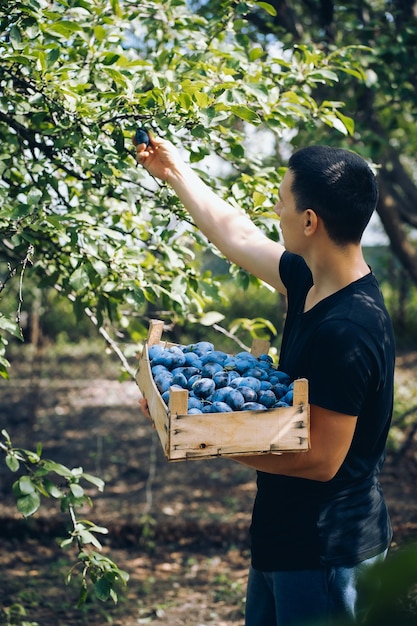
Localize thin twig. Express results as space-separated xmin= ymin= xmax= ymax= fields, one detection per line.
xmin=68 ymin=504 xmax=84 ymax=553
xmin=16 ymin=245 xmax=34 ymax=335
xmin=212 ymin=322 xmax=250 ymax=351
xmin=53 ymin=284 xmax=136 ymax=380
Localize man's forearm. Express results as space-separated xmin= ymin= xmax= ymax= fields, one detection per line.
xmin=167 ymin=164 xmax=259 ymax=258
xmin=167 ymin=163 xmax=284 ymax=289
xmin=231 ymin=450 xmax=332 ymax=482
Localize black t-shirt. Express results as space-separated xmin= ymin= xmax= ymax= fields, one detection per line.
xmin=250 ymin=251 xmax=395 ymax=571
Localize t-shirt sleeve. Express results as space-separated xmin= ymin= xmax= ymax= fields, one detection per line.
xmin=307 ymin=320 xmax=376 ymax=416
xmin=279 ymin=251 xmax=312 ymax=290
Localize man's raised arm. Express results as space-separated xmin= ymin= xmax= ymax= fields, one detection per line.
xmin=134 ymin=134 xmax=286 ymax=294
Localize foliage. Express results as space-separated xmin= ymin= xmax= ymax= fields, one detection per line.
xmin=0 ymin=0 xmax=368 ymax=377
xmin=2 ymin=602 xmax=39 ymax=626
xmin=313 ymin=542 xmax=417 ymax=625
xmin=222 ymin=0 xmax=417 ymax=286
xmin=0 ymin=429 xmax=129 ymax=606
xmin=358 ymin=543 xmax=417 ymax=626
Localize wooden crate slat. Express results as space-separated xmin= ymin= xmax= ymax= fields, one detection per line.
xmin=136 ymin=343 xmax=169 ymax=454
xmin=168 ymin=404 xmax=309 ymax=460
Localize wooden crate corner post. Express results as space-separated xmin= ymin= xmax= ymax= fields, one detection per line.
xmin=250 ymin=338 xmax=271 ymax=358
xmin=136 ymin=319 xmax=170 ymax=457
xmin=146 ymin=319 xmax=165 ymax=347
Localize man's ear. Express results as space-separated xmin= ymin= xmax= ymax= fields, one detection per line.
xmin=304 ymin=209 xmax=318 ymax=236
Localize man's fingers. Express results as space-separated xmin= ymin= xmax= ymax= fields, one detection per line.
xmin=134 ymin=144 xmax=152 ymax=165
xmin=138 ymin=397 xmax=154 ymax=426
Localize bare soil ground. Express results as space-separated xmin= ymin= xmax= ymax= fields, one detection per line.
xmin=0 ymin=345 xmax=416 ymax=625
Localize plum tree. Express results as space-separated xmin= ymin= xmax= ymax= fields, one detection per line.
xmin=0 ymin=0 xmax=367 ymax=378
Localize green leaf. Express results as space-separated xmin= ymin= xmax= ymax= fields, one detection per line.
xmin=42 ymin=460 xmax=73 ymax=478
xmin=335 ymin=111 xmax=355 ymax=136
xmin=79 ymin=529 xmax=103 ymax=549
xmin=249 ymin=46 xmax=265 ymax=61
xmin=111 ymin=0 xmax=122 ymax=17
xmin=47 ymin=21 xmax=83 ymax=37
xmin=61 ymin=537 xmax=74 ymax=549
xmin=9 ymin=25 xmax=22 ymax=48
xmin=70 ymin=483 xmax=85 ymax=498
xmin=69 ymin=266 xmax=91 ymax=291
xmin=0 ymin=358 xmax=10 ymax=379
xmin=43 ymin=478 xmax=63 ymax=498
xmin=46 ymin=47 xmax=60 ymax=67
xmin=27 ymin=187 xmax=43 ymax=205
xmin=309 ymin=69 xmax=339 ymax=83
xmin=91 ymin=259 xmax=109 ymax=278
xmin=230 ymin=105 xmax=261 ymax=124
xmin=255 ymin=2 xmax=278 ymax=16
xmin=6 ymin=455 xmax=20 ymax=472
xmin=77 ymin=581 xmax=89 ymax=607
xmin=322 ymin=113 xmax=349 ymax=135
xmin=17 ymin=491 xmax=41 ymax=517
xmin=16 ymin=475 xmax=36 ymax=495
xmin=199 ymin=311 xmax=225 ymax=326
xmin=80 ymin=521 xmax=108 ymax=535
xmin=82 ymin=473 xmax=105 ymax=491
xmin=0 ymin=315 xmax=23 ymax=340
xmin=94 ymin=576 xmax=112 ymax=601
xmin=101 ymin=52 xmax=121 ymax=66
xmin=194 ymin=91 xmax=210 ymax=107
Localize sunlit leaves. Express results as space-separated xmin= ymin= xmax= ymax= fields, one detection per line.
xmin=255 ymin=2 xmax=277 ymax=17
xmin=0 ymin=0 xmax=366 ymax=370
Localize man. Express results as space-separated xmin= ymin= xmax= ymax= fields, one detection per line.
xmin=134 ymin=135 xmax=395 ymax=626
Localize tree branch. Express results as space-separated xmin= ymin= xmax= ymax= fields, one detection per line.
xmin=0 ymin=110 xmax=89 ymax=182
xmin=53 ymin=284 xmax=136 ymax=380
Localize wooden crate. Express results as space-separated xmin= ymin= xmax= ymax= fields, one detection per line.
xmin=136 ymin=320 xmax=310 ymax=461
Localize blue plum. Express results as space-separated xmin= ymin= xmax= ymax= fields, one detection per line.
xmin=149 ymin=339 xmax=296 ymax=414
xmin=200 ymin=350 xmax=228 ymax=365
xmin=192 ymin=377 xmax=216 ymax=399
xmin=187 ymin=374 xmax=201 ymax=390
xmin=183 ymin=352 xmax=203 ymax=368
xmin=213 ymin=370 xmax=229 ymax=389
xmin=281 ymin=390 xmax=294 ymax=405
xmin=154 ymin=372 xmax=173 ymax=394
xmin=238 ymin=385 xmax=258 ymax=403
xmin=172 ymin=372 xmax=188 ymax=388
xmin=148 ymin=344 xmax=165 ymax=361
xmin=183 ymin=341 xmax=214 ymax=356
xmin=236 ymin=376 xmax=262 ymax=393
xmin=258 ymin=390 xmax=277 ymax=408
xmin=272 ymin=383 xmax=289 ymax=399
xmin=201 ymin=362 xmax=224 ymax=378
xmin=205 ymin=401 xmax=234 ymax=413
xmin=242 ymin=402 xmax=267 ymax=411
xmin=134 ymin=128 xmax=150 ymax=146
xmin=245 ymin=366 xmax=269 ymax=381
xmin=188 ymin=396 xmax=204 ymax=411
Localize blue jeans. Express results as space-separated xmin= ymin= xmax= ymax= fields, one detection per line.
xmin=245 ymin=552 xmax=386 ymax=626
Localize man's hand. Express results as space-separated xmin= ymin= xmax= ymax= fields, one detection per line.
xmin=133 ymin=133 xmax=183 ymax=183
xmin=138 ymin=396 xmax=154 ymax=427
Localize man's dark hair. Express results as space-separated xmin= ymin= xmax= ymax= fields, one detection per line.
xmin=288 ymin=145 xmax=379 ymax=245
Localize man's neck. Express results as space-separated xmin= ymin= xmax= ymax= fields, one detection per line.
xmin=303 ymin=244 xmax=370 ymax=312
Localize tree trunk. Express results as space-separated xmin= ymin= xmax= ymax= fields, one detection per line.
xmin=376 ymin=175 xmax=417 ymax=285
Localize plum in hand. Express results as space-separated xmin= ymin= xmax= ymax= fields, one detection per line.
xmin=134 ymin=128 xmax=150 ymax=146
